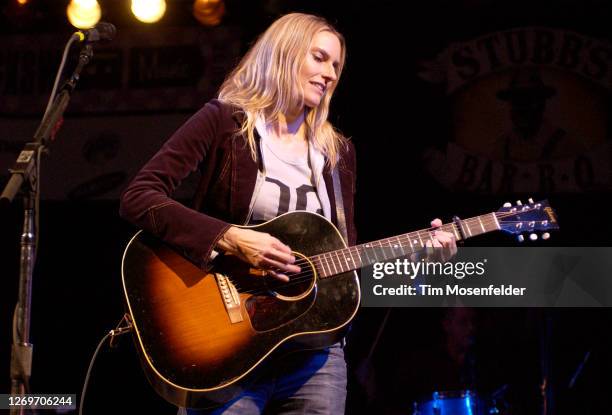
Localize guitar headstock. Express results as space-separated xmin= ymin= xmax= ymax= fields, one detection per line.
xmin=496 ymin=198 xmax=559 ymax=242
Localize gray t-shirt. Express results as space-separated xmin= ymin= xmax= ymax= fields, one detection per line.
xmin=250 ymin=119 xmax=330 ymax=224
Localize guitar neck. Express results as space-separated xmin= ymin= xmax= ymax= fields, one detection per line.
xmin=313 ymin=212 xmax=501 ymax=278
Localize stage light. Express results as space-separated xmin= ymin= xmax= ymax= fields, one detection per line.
xmin=131 ymin=0 xmax=167 ymax=24
xmin=67 ymin=0 xmax=101 ymax=29
xmin=17 ymin=0 xmax=29 ymax=5
xmin=193 ymin=0 xmax=225 ymax=27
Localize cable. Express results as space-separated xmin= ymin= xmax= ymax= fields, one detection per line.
xmin=79 ymin=315 xmax=132 ymax=415
xmin=79 ymin=331 xmax=111 ymax=415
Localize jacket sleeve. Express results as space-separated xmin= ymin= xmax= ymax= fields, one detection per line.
xmin=119 ymin=99 xmax=232 ymax=270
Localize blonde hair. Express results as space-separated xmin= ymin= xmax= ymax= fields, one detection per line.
xmin=218 ymin=13 xmax=347 ymax=167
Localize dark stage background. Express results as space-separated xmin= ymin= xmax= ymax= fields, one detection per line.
xmin=1 ymin=0 xmax=612 ymax=414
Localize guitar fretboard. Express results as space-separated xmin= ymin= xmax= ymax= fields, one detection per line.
xmin=311 ymin=212 xmax=500 ymax=278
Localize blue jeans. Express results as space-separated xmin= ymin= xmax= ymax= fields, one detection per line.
xmin=179 ymin=343 xmax=347 ymax=415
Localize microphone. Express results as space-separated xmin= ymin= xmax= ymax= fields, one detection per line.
xmin=75 ymin=22 xmax=116 ymax=43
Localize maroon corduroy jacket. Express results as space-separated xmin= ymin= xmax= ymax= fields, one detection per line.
xmin=119 ymin=99 xmax=357 ymax=271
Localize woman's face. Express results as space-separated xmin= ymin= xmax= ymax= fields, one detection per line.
xmin=299 ymin=30 xmax=341 ymax=110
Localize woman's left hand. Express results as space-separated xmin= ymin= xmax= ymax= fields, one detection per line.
xmin=424 ymin=218 xmax=457 ymax=262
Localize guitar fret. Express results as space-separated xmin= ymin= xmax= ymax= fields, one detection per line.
xmin=408 ymin=235 xmax=414 ymax=251
xmin=324 ymin=255 xmax=333 ymax=278
xmin=368 ymin=244 xmax=380 ymax=262
xmin=376 ymin=241 xmax=385 ymax=261
xmin=468 ymin=223 xmax=474 ymax=237
xmin=374 ymin=241 xmax=385 ymax=262
xmin=341 ymin=249 xmax=351 ymax=270
xmin=347 ymin=247 xmax=359 ymax=268
xmin=344 ymin=248 xmax=352 ymax=269
xmin=326 ymin=254 xmax=334 ymax=276
xmin=314 ymin=257 xmax=325 ymax=278
xmin=394 ymin=236 xmax=406 ymax=256
xmin=376 ymin=240 xmax=384 ymax=261
xmin=477 ymin=216 xmax=486 ymax=233
xmin=384 ymin=239 xmax=392 ymax=259
xmin=327 ymin=252 xmax=338 ymax=275
xmin=383 ymin=238 xmax=395 ymax=261
xmin=490 ymin=212 xmax=501 ymax=231
xmin=334 ymin=250 xmax=344 ymax=273
xmin=325 ymin=252 xmax=336 ymax=275
xmin=320 ymin=254 xmax=330 ymax=277
xmin=452 ymin=224 xmax=461 ymax=241
xmin=463 ymin=220 xmax=472 ymax=237
xmin=382 ymin=240 xmax=390 ymax=260
xmin=354 ymin=247 xmax=363 ymax=267
xmin=390 ymin=238 xmax=400 ymax=256
xmin=362 ymin=244 xmax=373 ymax=264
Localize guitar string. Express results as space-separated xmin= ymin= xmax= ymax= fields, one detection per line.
xmin=268 ymin=208 xmax=548 ymax=271
xmin=255 ymin=210 xmax=548 ymax=277
xmin=231 ymin=209 xmax=551 ymax=293
xmin=230 ymin=209 xmax=553 ymax=295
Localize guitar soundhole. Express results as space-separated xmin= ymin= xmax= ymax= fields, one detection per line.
xmin=265 ymin=252 xmax=316 ymax=301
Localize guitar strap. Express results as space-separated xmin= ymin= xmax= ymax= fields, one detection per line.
xmin=332 ymin=166 xmax=350 ymax=349
xmin=331 ymin=166 xmax=348 ymax=244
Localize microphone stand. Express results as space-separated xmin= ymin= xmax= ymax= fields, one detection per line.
xmin=2 ymin=42 xmax=94 ymax=414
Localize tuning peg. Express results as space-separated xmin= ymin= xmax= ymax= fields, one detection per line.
xmin=503 ymin=202 xmax=512 ymax=208
xmin=516 ymin=200 xmax=523 ymax=206
xmin=517 ymin=235 xmax=525 ymax=243
xmin=528 ymin=198 xmax=534 ymax=204
xmin=530 ymin=233 xmax=538 ymax=241
xmin=542 ymin=232 xmax=550 ymax=240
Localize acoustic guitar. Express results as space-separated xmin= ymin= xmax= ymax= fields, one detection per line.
xmin=121 ymin=199 xmax=558 ymax=408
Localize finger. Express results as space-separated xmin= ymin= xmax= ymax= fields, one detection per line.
xmin=444 ymin=231 xmax=456 ymax=241
xmin=433 ymin=235 xmax=449 ymax=247
xmin=431 ymin=218 xmax=442 ymax=228
xmin=434 ymin=231 xmax=454 ymax=246
xmin=436 ymin=230 xmax=454 ymax=239
xmin=267 ymin=270 xmax=290 ymax=282
xmin=271 ymin=238 xmax=292 ymax=254
xmin=431 ymin=231 xmax=448 ymax=248
xmin=265 ymin=248 xmax=297 ymax=266
xmin=261 ymin=257 xmax=301 ymax=274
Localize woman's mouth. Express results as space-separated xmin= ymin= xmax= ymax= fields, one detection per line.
xmin=310 ymin=81 xmax=325 ymax=94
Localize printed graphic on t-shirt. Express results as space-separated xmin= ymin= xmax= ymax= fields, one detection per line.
xmin=250 ymin=176 xmax=323 ymax=224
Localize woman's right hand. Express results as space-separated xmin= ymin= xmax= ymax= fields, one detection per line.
xmin=216 ymin=226 xmax=300 ymax=282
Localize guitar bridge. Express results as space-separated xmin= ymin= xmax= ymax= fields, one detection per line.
xmin=215 ymin=273 xmax=243 ymax=324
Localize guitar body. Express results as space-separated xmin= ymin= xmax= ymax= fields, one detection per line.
xmin=121 ymin=211 xmax=360 ymax=408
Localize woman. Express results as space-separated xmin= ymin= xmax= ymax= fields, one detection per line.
xmin=120 ymin=12 xmax=455 ymax=414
